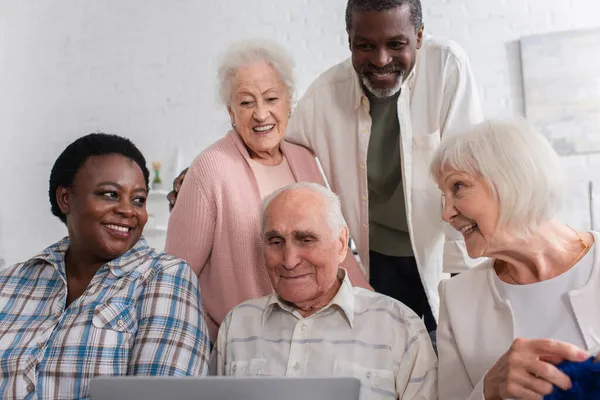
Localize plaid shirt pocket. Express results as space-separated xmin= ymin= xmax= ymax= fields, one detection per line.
xmin=92 ymin=300 xmax=137 ymax=332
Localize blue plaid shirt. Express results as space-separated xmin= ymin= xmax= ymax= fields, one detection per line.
xmin=0 ymin=237 xmax=210 ymax=400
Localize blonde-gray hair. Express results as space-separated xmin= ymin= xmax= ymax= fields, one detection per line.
xmin=217 ymin=38 xmax=295 ymax=106
xmin=430 ymin=119 xmax=565 ymax=235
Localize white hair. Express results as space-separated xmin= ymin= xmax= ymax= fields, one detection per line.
xmin=430 ymin=119 xmax=565 ymax=235
xmin=262 ymin=182 xmax=346 ymax=238
xmin=217 ymin=38 xmax=295 ymax=106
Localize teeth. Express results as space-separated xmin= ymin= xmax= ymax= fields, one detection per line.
xmin=372 ymin=71 xmax=396 ymax=77
xmin=253 ymin=125 xmax=274 ymax=132
xmin=459 ymin=223 xmax=477 ymax=234
xmin=106 ymin=224 xmax=129 ymax=233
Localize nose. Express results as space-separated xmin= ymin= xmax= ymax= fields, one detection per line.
xmin=253 ymin=101 xmax=269 ymax=122
xmin=282 ymin=244 xmax=301 ymax=270
xmin=371 ymin=48 xmax=392 ymax=68
xmin=115 ymin=199 xmax=136 ymax=218
xmin=441 ymin=195 xmax=459 ymax=224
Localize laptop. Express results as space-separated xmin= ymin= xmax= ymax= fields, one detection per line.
xmin=90 ymin=376 xmax=361 ymax=400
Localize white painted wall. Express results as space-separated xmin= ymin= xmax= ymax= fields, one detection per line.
xmin=1 ymin=0 xmax=599 ymax=266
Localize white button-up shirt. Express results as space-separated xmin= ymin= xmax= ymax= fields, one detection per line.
xmin=213 ymin=270 xmax=437 ymax=400
xmin=286 ymin=35 xmax=484 ymax=320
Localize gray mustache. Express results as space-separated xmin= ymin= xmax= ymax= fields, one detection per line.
xmin=364 ymin=65 xmax=403 ymax=75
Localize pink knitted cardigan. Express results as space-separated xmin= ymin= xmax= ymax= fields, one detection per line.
xmin=165 ymin=131 xmax=370 ymax=340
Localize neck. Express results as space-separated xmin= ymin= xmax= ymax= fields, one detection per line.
xmin=492 ymin=220 xmax=592 ymax=284
xmin=294 ymin=278 xmax=342 ymax=318
xmin=248 ymin=145 xmax=283 ymax=166
xmin=64 ymin=242 xmax=106 ymax=284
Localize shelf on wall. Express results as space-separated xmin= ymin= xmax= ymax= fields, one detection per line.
xmin=148 ymin=189 xmax=170 ymax=198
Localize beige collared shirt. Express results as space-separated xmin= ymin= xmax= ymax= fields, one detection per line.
xmin=213 ymin=270 xmax=437 ymax=400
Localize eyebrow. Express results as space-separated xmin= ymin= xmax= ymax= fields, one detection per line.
xmin=97 ymin=181 xmax=147 ymax=194
xmin=293 ymin=230 xmax=318 ymax=240
xmin=262 ymin=88 xmax=280 ymax=95
xmin=237 ymin=88 xmax=280 ymax=97
xmin=264 ymin=230 xmax=281 ymax=239
xmin=236 ymin=91 xmax=256 ymax=98
xmin=354 ymin=34 xmax=409 ymax=42
xmin=263 ymin=230 xmax=318 ymax=239
xmin=443 ymin=172 xmax=465 ymax=186
xmin=389 ymin=35 xmax=410 ymax=41
xmin=97 ymin=181 xmax=122 ymax=189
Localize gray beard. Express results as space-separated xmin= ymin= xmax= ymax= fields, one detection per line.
xmin=361 ymin=71 xmax=403 ymax=99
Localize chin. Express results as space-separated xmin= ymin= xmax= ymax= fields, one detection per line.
xmin=278 ymin=287 xmax=316 ymax=304
xmin=103 ymin=239 xmax=139 ymax=258
xmin=465 ymin=244 xmax=487 ymax=259
xmin=101 ymin=246 xmax=129 ymax=259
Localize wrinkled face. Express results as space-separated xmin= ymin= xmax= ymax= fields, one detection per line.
xmin=348 ymin=5 xmax=423 ymax=98
xmin=57 ymin=154 xmax=148 ymax=261
xmin=263 ymin=190 xmax=348 ymax=306
xmin=227 ymin=60 xmax=291 ymax=157
xmin=438 ymin=169 xmax=500 ymax=259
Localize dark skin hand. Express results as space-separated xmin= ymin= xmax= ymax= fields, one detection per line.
xmin=167 ymin=168 xmax=189 ymax=212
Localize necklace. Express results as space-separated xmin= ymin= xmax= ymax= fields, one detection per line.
xmin=504 ymin=228 xmax=590 ymax=285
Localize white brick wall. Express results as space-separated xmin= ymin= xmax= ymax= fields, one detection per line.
xmin=1 ymin=0 xmax=599 ymax=266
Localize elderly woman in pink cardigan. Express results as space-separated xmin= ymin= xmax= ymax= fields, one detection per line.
xmin=165 ymin=39 xmax=371 ymax=341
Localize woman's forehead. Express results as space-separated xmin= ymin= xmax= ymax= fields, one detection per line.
xmin=73 ymin=154 xmax=145 ymax=186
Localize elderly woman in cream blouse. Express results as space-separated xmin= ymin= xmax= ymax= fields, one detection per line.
xmin=431 ymin=119 xmax=599 ymax=400
xmin=166 ymin=39 xmax=371 ymax=341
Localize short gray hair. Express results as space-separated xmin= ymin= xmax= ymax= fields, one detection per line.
xmin=262 ymin=182 xmax=346 ymax=238
xmin=217 ymin=39 xmax=295 ymax=106
xmin=430 ymin=119 xmax=565 ymax=235
xmin=345 ymin=0 xmax=423 ymax=32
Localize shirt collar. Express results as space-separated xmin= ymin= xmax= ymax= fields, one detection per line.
xmin=105 ymin=237 xmax=152 ymax=277
xmin=262 ymin=268 xmax=356 ymax=328
xmin=30 ymin=236 xmax=152 ymax=278
xmin=30 ymin=237 xmax=70 ymax=275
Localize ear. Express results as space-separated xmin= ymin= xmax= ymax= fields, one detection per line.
xmin=416 ymin=25 xmax=424 ymax=49
xmin=227 ymin=105 xmax=236 ymax=126
xmin=56 ymin=186 xmax=71 ymax=217
xmin=336 ymin=226 xmax=349 ymax=264
xmin=347 ymin=34 xmax=352 ymax=51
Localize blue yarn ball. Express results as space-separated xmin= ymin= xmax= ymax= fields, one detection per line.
xmin=545 ymin=357 xmax=600 ymax=399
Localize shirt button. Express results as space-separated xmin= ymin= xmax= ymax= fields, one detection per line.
xmin=360 ymin=164 xmax=366 ymax=170
xmin=361 ymin=97 xmax=367 ymax=105
xmin=37 ymin=342 xmax=44 ymax=349
xmin=361 ymin=196 xmax=367 ymax=201
xmin=365 ymin=371 xmax=372 ymax=378
xmin=301 ymin=324 xmax=306 ymax=331
xmin=293 ymin=362 xmax=301 ymax=370
xmin=117 ymin=319 xmax=124 ymax=327
xmin=27 ymin=383 xmax=35 ymax=393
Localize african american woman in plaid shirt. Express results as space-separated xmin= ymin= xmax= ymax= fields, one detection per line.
xmin=0 ymin=133 xmax=210 ymax=399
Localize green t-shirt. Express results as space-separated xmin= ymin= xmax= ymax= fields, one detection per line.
xmin=366 ymin=91 xmax=413 ymax=257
